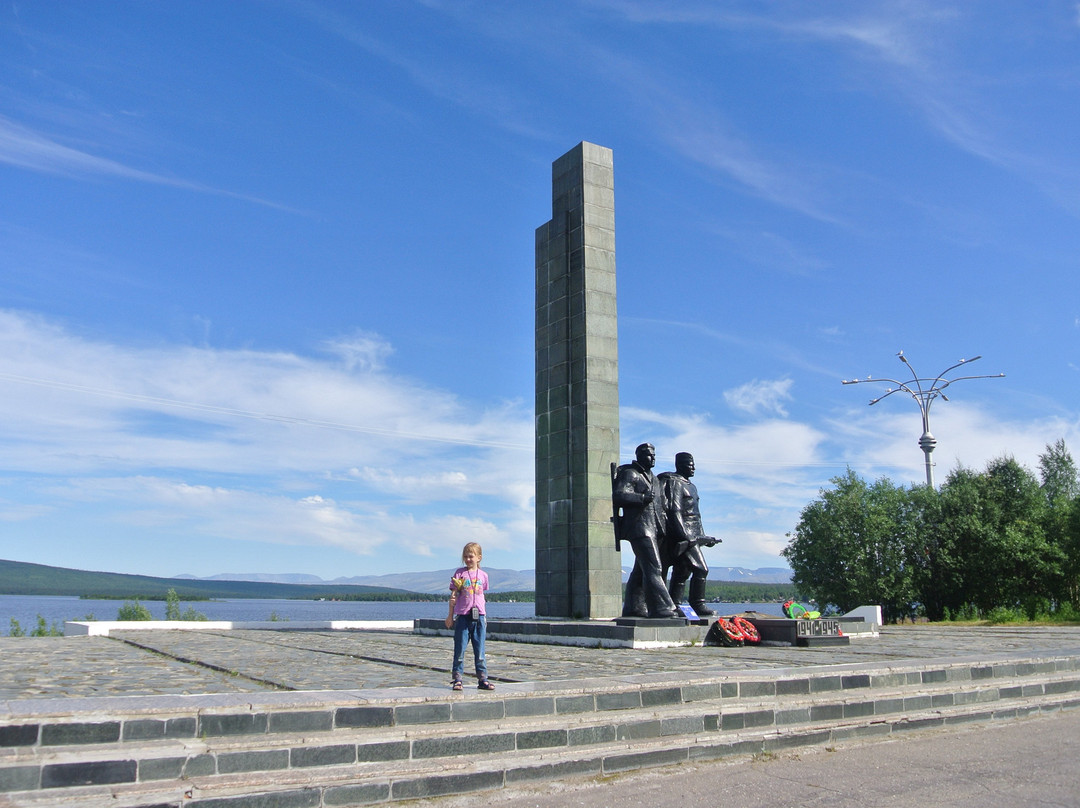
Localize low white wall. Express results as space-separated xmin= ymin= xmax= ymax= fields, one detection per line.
xmin=64 ymin=620 xmax=415 ymax=637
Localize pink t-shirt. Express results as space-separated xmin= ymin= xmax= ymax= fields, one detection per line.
xmin=450 ymin=567 xmax=488 ymax=616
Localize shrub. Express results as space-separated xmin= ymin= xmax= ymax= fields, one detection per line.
xmin=165 ymin=588 xmax=207 ymax=621
xmin=116 ymin=600 xmax=153 ymax=621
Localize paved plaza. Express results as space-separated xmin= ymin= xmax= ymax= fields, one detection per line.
xmin=4 ymin=623 xmax=1080 ymax=701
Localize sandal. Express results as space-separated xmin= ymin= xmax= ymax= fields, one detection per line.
xmin=477 ymin=680 xmax=495 ymax=691
xmin=451 ymin=680 xmax=463 ymax=691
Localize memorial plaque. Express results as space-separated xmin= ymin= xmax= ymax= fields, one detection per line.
xmin=797 ymin=619 xmax=841 ymax=638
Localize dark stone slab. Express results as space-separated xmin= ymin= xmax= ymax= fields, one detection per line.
xmin=569 ymin=725 xmax=616 ymax=746
xmin=451 ymin=700 xmax=505 ymax=721
xmin=874 ymin=697 xmax=906 ymax=715
xmin=395 ymin=703 xmax=451 ymax=725
xmin=120 ymin=718 xmax=167 ymax=741
xmin=41 ymin=721 xmax=121 ymax=745
xmin=189 ymin=787 xmax=321 ymax=808
xmin=391 ymin=770 xmax=504 ymax=800
xmin=777 ymin=678 xmax=811 ymax=696
xmin=324 ymin=782 xmax=391 ymax=806
xmin=841 ymin=674 xmax=871 ymax=689
xmin=763 ymin=729 xmax=831 ymax=751
xmin=842 ymin=701 xmax=875 ymax=718
xmin=661 ymin=715 xmax=704 ymax=735
xmin=810 ymin=704 xmax=843 ymax=721
xmin=504 ymin=696 xmax=555 ymax=717
xmin=742 ymin=709 xmax=775 ymax=728
xmin=596 ymin=691 xmax=641 ymax=711
xmin=740 ymin=681 xmax=775 ymax=698
xmin=124 ymin=717 xmax=197 ymax=741
xmin=411 ymin=732 xmax=514 ymax=759
xmin=355 ymin=740 xmax=409 ymax=763
xmin=617 ymin=719 xmax=662 ymax=740
xmin=290 ymin=744 xmax=356 ymax=768
xmin=41 ymin=759 xmax=137 ymax=788
xmin=689 ymin=738 xmax=763 ymax=761
xmin=0 ymin=723 xmax=38 ymax=747
xmin=604 ymin=746 xmax=687 ymax=773
xmin=505 ymin=757 xmax=601 ymax=784
xmin=810 ymin=675 xmax=843 ymax=692
xmin=217 ymin=749 xmax=289 ymax=774
xmin=516 ymin=728 xmax=568 ymax=750
xmin=198 ymin=713 xmax=268 ymax=737
xmin=775 ymin=707 xmax=811 ymax=725
xmin=184 ymin=754 xmax=216 ymax=777
xmin=268 ymin=711 xmax=333 ymax=733
xmin=555 ymin=694 xmax=595 ymax=714
xmin=138 ymin=756 xmax=185 ymax=781
xmin=0 ymin=764 xmax=40 ymax=792
xmin=641 ymin=686 xmax=682 ymax=707
xmin=335 ymin=706 xmax=393 ymax=728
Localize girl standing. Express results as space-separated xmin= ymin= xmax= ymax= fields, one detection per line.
xmin=445 ymin=542 xmax=494 ymax=691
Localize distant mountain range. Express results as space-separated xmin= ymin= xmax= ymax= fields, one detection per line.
xmin=175 ymin=566 xmax=793 ymax=593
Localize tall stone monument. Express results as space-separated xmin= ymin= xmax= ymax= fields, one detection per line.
xmin=534 ymin=142 xmax=623 ymax=619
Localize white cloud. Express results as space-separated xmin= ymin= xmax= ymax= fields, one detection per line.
xmin=724 ymin=378 xmax=795 ymax=417
xmin=0 ymin=309 xmax=534 ymax=568
xmin=322 ymin=331 xmax=394 ymax=372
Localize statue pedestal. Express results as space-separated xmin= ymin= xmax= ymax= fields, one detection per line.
xmin=414 ymin=617 xmax=702 ymax=648
xmin=746 ymin=617 xmax=853 ymax=647
xmin=613 ymin=616 xmax=689 ymax=628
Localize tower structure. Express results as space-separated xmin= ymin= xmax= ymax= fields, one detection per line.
xmin=534 ymin=142 xmax=622 ymax=619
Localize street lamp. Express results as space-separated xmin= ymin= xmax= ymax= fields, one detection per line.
xmin=842 ymin=352 xmax=1005 ymax=488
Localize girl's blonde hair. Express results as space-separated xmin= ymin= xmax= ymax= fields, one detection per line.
xmin=462 ymin=542 xmax=483 ymax=562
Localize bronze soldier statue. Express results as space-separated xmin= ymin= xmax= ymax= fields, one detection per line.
xmin=658 ymin=452 xmax=720 ymax=616
xmin=612 ymin=443 xmax=680 ymax=619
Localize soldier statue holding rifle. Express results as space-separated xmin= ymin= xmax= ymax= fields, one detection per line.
xmin=611 ymin=443 xmax=680 ymax=619
xmin=658 ymin=452 xmax=720 ymax=616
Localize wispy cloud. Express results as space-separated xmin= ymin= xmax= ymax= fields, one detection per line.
xmin=286 ymin=1 xmax=554 ymax=141
xmin=724 ymin=378 xmax=795 ymax=417
xmin=594 ymin=2 xmax=1080 ymax=216
xmin=0 ymin=116 xmax=298 ymax=211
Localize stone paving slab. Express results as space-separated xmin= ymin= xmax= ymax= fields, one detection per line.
xmin=2 ymin=624 xmax=1080 ymax=701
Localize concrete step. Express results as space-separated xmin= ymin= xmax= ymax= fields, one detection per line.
xmin=2 ymin=653 xmax=1079 ymax=807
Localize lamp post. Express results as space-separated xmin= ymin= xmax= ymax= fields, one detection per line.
xmin=842 ymin=352 xmax=1005 ymax=488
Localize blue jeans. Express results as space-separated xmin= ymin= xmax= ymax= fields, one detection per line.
xmin=451 ymin=613 xmax=487 ymax=680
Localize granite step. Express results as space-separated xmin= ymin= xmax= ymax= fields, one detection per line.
xmin=2 ymin=653 xmax=1079 ymax=807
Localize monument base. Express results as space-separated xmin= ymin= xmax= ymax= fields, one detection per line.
xmin=613 ymin=616 xmax=689 ymax=628
xmin=414 ymin=617 xmax=702 ymax=649
xmin=746 ymin=616 xmax=858 ymax=647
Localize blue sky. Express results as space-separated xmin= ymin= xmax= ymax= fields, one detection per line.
xmin=1 ymin=1 xmax=1078 ymax=581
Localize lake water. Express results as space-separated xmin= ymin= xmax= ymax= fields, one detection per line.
xmin=0 ymin=594 xmax=784 ymax=635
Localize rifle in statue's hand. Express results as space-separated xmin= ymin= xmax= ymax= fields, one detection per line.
xmin=699 ymin=536 xmax=721 ymax=547
xmin=610 ymin=462 xmax=625 ymax=551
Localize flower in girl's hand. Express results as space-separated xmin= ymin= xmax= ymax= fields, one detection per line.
xmin=451 ymin=577 xmax=465 ymax=591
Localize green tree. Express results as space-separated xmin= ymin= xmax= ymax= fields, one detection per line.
xmin=1038 ymin=440 xmax=1079 ymax=606
xmin=165 ymin=588 xmax=208 ymax=621
xmin=165 ymin=588 xmax=182 ymax=620
xmin=940 ymin=457 xmax=1061 ymax=616
xmin=782 ymin=469 xmax=914 ymax=623
xmin=116 ymin=600 xmax=153 ymax=621
xmin=902 ymin=482 xmax=952 ymax=620
xmin=1039 ymin=439 xmax=1079 ymax=503
xmin=30 ymin=616 xmax=63 ymax=636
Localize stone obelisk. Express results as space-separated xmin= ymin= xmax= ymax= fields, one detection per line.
xmin=534 ymin=142 xmax=622 ymax=619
